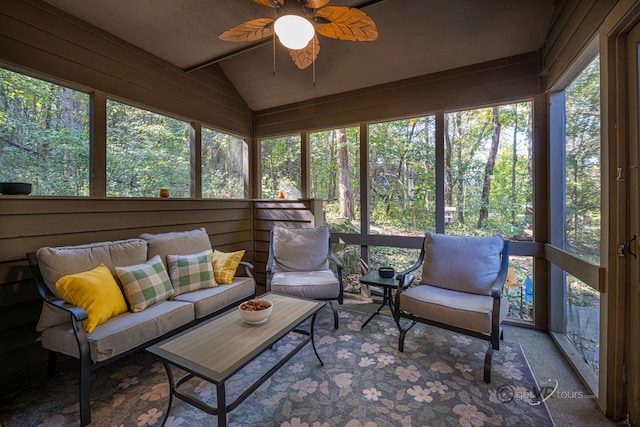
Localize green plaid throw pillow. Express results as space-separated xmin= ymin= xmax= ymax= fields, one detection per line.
xmin=167 ymin=249 xmax=216 ymax=295
xmin=115 ymin=255 xmax=174 ymax=312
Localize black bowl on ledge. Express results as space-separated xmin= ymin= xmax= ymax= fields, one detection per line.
xmin=0 ymin=182 xmax=32 ymax=195
xmin=378 ymin=267 xmax=395 ymax=278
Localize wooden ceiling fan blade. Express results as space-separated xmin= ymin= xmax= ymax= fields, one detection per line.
xmin=219 ymin=18 xmax=275 ymax=42
xmin=307 ymin=0 xmax=330 ymax=8
xmin=314 ymin=6 xmax=378 ymax=41
xmin=288 ymin=34 xmax=320 ymax=69
xmin=254 ymin=0 xmax=283 ymax=8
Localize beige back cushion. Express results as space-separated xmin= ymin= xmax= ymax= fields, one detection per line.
xmin=272 ymin=226 xmax=330 ymax=272
xmin=420 ymin=232 xmax=504 ymax=296
xmin=139 ymin=228 xmax=213 ymax=270
xmin=37 ymin=239 xmax=148 ymax=299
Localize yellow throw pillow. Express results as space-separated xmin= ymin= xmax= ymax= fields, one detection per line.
xmin=212 ymin=250 xmax=245 ymax=284
xmin=55 ymin=263 xmax=128 ymax=333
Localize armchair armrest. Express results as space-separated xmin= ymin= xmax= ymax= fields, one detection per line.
xmin=28 ymin=252 xmax=89 ymax=327
xmin=329 ymin=252 xmax=344 ymax=274
xmin=238 ymin=260 xmax=255 ymax=275
xmin=396 ymin=249 xmax=424 ymax=294
xmin=490 ymin=240 xmax=510 ymax=299
xmin=44 ymin=295 xmax=89 ymax=322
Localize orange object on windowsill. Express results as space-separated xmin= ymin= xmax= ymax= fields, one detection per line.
xmin=277 ymin=191 xmax=285 ymax=199
xmin=159 ymin=188 xmax=169 ymax=198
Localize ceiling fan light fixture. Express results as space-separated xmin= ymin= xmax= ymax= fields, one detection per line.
xmin=274 ymin=15 xmax=314 ymax=50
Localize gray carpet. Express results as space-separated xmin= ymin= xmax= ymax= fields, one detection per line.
xmin=0 ymin=305 xmax=553 ymax=426
xmin=343 ymin=293 xmax=619 ymax=427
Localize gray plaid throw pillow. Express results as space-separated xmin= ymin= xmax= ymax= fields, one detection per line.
xmin=115 ymin=255 xmax=174 ymax=312
xmin=167 ymin=249 xmax=216 ymax=295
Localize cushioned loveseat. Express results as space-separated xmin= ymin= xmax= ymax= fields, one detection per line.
xmin=27 ymin=227 xmax=256 ymax=427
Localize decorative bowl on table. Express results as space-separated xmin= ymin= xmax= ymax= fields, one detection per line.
xmin=239 ymin=299 xmax=273 ymax=324
xmin=378 ymin=267 xmax=395 ymax=278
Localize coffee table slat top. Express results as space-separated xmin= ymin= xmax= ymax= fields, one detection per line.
xmin=148 ymin=293 xmax=322 ymax=382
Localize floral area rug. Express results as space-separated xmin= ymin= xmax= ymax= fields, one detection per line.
xmin=0 ymin=307 xmax=554 ymax=427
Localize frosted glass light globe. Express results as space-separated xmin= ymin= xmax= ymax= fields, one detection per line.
xmin=274 ymin=15 xmax=314 ymax=50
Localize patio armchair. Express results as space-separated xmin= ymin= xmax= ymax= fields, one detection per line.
xmin=393 ymin=232 xmax=510 ymax=383
xmin=266 ymin=225 xmax=344 ymax=329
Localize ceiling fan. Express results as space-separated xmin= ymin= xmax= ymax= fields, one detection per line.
xmin=219 ymin=0 xmax=379 ymax=70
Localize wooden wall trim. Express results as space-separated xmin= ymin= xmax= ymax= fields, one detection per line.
xmin=543 ymin=0 xmax=618 ymax=91
xmin=253 ymin=53 xmax=542 ymax=137
xmin=332 ymin=233 xmax=543 ymax=258
xmin=0 ymin=0 xmax=252 ymax=137
xmin=544 ymin=244 xmax=606 ymax=292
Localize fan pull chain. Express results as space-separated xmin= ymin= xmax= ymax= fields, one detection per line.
xmin=312 ymin=39 xmax=316 ymax=87
xmin=273 ymin=32 xmax=276 ymax=77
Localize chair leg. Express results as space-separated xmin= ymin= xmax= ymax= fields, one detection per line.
xmin=398 ymin=330 xmax=406 ymax=352
xmin=397 ymin=320 xmax=416 ymax=353
xmin=46 ymin=351 xmax=57 ymax=379
xmin=484 ymin=345 xmax=493 ymax=383
xmin=79 ymin=353 xmax=91 ymax=426
xmin=329 ymin=300 xmax=339 ymax=329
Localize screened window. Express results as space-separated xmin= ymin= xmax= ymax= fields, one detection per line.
xmin=562 ymin=55 xmax=601 ymax=382
xmin=202 ymin=127 xmax=248 ymax=199
xmin=565 ymin=57 xmax=601 ymax=264
xmin=0 ymin=68 xmax=90 ymax=195
xmin=310 ymin=127 xmax=361 ymax=231
xmin=368 ymin=116 xmax=436 ymax=236
xmin=106 ymin=100 xmax=190 ymax=198
xmin=260 ymin=135 xmax=301 ymax=199
xmin=444 ymin=102 xmax=533 ymax=237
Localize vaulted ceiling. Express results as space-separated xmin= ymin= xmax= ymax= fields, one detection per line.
xmin=41 ymin=0 xmax=555 ymax=111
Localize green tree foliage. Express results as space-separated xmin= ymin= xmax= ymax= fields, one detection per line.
xmin=106 ymin=100 xmax=190 ymax=198
xmin=202 ymin=127 xmax=247 ymax=199
xmin=565 ymin=55 xmax=601 ymax=263
xmin=369 ymin=116 xmax=436 ymax=235
xmin=310 ymin=127 xmax=360 ymax=225
xmin=261 ymin=135 xmax=301 ymax=199
xmin=1 ymin=68 xmax=249 ymax=199
xmin=445 ymin=103 xmax=533 ymax=238
xmin=0 ymin=68 xmax=90 ymax=195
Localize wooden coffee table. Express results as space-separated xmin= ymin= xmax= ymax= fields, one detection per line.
xmin=146 ymin=292 xmax=325 ymax=427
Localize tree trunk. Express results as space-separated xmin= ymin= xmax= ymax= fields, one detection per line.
xmin=444 ymin=118 xmax=453 ymax=206
xmin=478 ymin=106 xmax=501 ymax=228
xmin=327 ymin=132 xmax=335 ymax=200
xmin=511 ymin=104 xmax=518 ymax=225
xmin=336 ymin=128 xmax=354 ymax=219
xmin=455 ymin=115 xmax=465 ymax=224
xmin=62 ymin=87 xmax=76 ymax=180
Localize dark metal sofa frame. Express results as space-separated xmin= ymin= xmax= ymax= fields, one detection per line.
xmin=27 ymin=252 xmax=255 ymax=427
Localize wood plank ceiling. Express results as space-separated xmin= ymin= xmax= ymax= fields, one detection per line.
xmin=41 ymin=0 xmax=554 ymax=111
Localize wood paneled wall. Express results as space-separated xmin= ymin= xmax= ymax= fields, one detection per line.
xmin=0 ymin=0 xmax=252 ymax=137
xmin=542 ymin=0 xmax=618 ymax=90
xmin=253 ymin=52 xmax=542 ymax=137
xmin=0 ymin=197 xmax=256 ymax=384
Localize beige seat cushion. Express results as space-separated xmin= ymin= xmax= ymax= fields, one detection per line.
xmin=40 ymin=300 xmax=194 ymax=362
xmin=399 ymin=285 xmax=509 ymax=335
xmin=271 ymin=270 xmax=340 ymax=300
xmin=173 ymin=276 xmax=256 ymax=319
